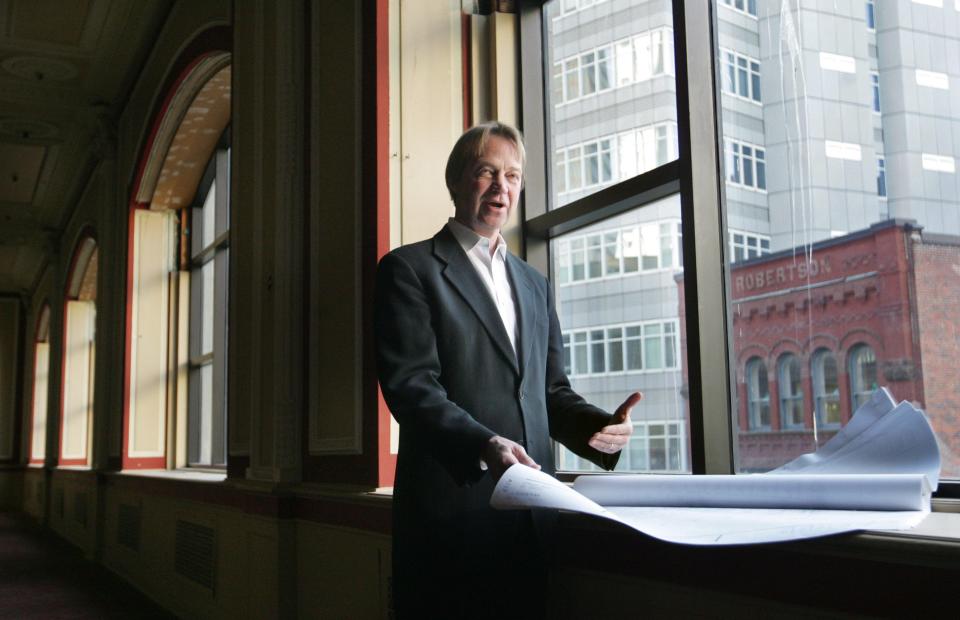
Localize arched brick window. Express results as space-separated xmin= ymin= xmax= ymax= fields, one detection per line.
xmin=777 ymin=353 xmax=804 ymax=430
xmin=811 ymin=349 xmax=840 ymax=427
xmin=745 ymin=356 xmax=770 ymax=431
xmin=848 ymin=344 xmax=877 ymax=412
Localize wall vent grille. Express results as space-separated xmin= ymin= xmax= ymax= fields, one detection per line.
xmin=174 ymin=520 xmax=216 ymax=591
xmin=117 ymin=504 xmax=141 ymax=551
xmin=73 ymin=492 xmax=87 ymax=528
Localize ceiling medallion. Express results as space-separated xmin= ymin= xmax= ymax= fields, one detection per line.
xmin=1 ymin=56 xmax=79 ymax=82
xmin=0 ymin=118 xmax=60 ymax=140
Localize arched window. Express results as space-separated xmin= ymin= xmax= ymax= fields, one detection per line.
xmin=777 ymin=353 xmax=804 ymax=430
xmin=745 ymin=357 xmax=770 ymax=430
xmin=29 ymin=304 xmax=51 ymax=464
xmin=126 ymin=53 xmax=231 ymax=470
xmin=811 ymin=349 xmax=840 ymax=427
xmin=61 ymin=237 xmax=97 ymax=467
xmin=848 ymin=344 xmax=877 ymax=412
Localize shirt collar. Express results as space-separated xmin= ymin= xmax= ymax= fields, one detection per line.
xmin=447 ymin=218 xmax=508 ymax=260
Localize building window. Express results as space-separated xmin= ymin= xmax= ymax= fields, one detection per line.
xmin=557 ymin=123 xmax=678 ymax=200
xmin=848 ymin=344 xmax=877 ymax=411
xmin=921 ymin=153 xmax=956 ymax=173
xmin=725 ymin=139 xmax=766 ymax=191
xmin=871 ymin=72 xmax=881 ymax=113
xmin=29 ymin=304 xmax=51 ymax=465
xmin=627 ymin=421 xmax=686 ymax=471
xmin=555 ymin=219 xmax=682 ymax=285
xmin=877 ymin=157 xmax=887 ymax=197
xmin=556 ymin=0 xmax=609 ymax=18
xmin=824 ymin=140 xmax=862 ymax=161
xmin=778 ymin=354 xmax=804 ymax=430
xmin=563 ymin=320 xmax=679 ymax=377
xmin=720 ymin=0 xmax=758 ymax=18
xmin=188 ymin=143 xmax=230 ymax=467
xmin=812 ymin=349 xmax=841 ymax=427
xmin=746 ymin=357 xmax=770 ymax=430
xmin=866 ymin=0 xmax=876 ymax=30
xmin=721 ymin=49 xmax=761 ymax=103
xmin=554 ymin=28 xmax=672 ymax=105
xmin=729 ymin=230 xmax=771 ymax=262
xmin=562 ymin=420 xmax=686 ymax=473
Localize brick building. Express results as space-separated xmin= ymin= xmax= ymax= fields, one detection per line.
xmin=680 ymin=219 xmax=960 ymax=475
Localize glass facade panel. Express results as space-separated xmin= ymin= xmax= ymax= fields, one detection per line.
xmin=546 ymin=1 xmax=677 ymax=209
xmin=719 ymin=1 xmax=960 ymax=478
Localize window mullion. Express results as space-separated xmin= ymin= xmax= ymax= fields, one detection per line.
xmin=672 ymin=0 xmax=735 ymax=475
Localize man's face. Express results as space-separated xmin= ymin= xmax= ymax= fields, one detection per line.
xmin=453 ymin=135 xmax=523 ymax=240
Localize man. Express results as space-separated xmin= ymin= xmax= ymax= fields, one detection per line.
xmin=375 ymin=122 xmax=642 ymax=618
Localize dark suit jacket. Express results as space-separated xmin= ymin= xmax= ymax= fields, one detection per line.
xmin=374 ymin=225 xmax=618 ymax=614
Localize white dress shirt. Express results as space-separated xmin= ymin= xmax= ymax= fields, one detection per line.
xmin=447 ymin=218 xmax=519 ymax=356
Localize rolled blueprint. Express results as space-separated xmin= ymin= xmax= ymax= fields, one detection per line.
xmin=573 ymin=473 xmax=931 ymax=512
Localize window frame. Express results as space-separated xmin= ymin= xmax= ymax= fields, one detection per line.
xmin=811 ymin=348 xmax=841 ymax=429
xmin=520 ymin=0 xmax=735 ymax=477
xmin=745 ymin=356 xmax=770 ymax=431
xmin=777 ymin=353 xmax=804 ymax=430
xmin=720 ymin=48 xmax=761 ymax=104
xmin=848 ymin=344 xmax=878 ymax=413
xmin=724 ymin=138 xmax=767 ymax=191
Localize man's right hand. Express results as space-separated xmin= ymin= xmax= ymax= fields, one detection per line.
xmin=483 ymin=435 xmax=540 ymax=482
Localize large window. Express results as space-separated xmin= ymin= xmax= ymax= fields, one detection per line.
xmin=533 ymin=0 xmax=685 ymax=474
xmin=523 ymin=0 xmax=960 ymax=485
xmin=718 ymin=0 xmax=960 ymax=480
xmin=188 ymin=142 xmax=230 ymax=467
xmin=125 ymin=56 xmax=231 ymax=471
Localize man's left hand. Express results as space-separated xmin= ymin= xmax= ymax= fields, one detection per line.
xmin=588 ymin=391 xmax=642 ymax=454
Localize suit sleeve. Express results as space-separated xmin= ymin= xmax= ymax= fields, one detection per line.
xmin=375 ymin=251 xmax=496 ymax=481
xmin=543 ymin=280 xmax=621 ymax=471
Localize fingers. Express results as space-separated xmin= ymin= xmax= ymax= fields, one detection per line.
xmin=588 ymin=433 xmax=627 ymax=454
xmin=485 ymin=436 xmax=540 ymax=482
xmin=590 ymin=391 xmax=642 ymax=454
xmin=612 ymin=391 xmax=643 ymax=423
xmin=513 ymin=445 xmax=541 ymax=470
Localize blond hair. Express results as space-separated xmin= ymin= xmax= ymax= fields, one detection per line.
xmin=444 ymin=121 xmax=526 ymax=202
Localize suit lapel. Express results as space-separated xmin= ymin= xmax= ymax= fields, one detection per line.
xmin=434 ymin=228 xmax=519 ymax=376
xmin=505 ymin=255 xmax=536 ymax=379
